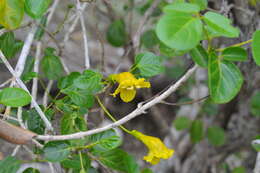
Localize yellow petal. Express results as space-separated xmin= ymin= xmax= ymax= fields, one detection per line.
xmin=120 ymin=89 xmax=136 ymax=102
xmin=135 ymin=78 xmax=151 ymax=88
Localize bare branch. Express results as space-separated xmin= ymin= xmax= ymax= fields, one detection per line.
xmin=36 ymin=65 xmax=198 ymax=141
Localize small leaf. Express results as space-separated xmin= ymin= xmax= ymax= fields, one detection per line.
xmin=0 ymin=88 xmax=31 ymax=107
xmin=23 ymin=168 xmax=40 ymax=173
xmin=207 ymin=126 xmax=226 ymax=146
xmin=190 ymin=120 xmax=204 ymax=143
xmin=93 ymin=149 xmax=140 ymax=173
xmin=43 ymin=141 xmax=71 ymax=162
xmin=89 ymin=129 xmax=122 ymax=152
xmin=25 ymin=0 xmax=52 ymax=19
xmin=173 ymin=116 xmax=191 ymax=131
xmin=189 ymin=0 xmax=208 ymax=10
xmin=40 ymin=47 xmax=63 ymax=80
xmin=141 ymin=30 xmax=159 ymax=49
xmin=163 ymin=2 xmax=200 ymax=14
xmin=34 ymin=16 xmax=47 ymax=40
xmin=106 ymin=19 xmax=127 ymax=47
xmin=61 ymin=154 xmax=90 ymax=170
xmin=221 ymin=47 xmax=247 ymax=62
xmin=208 ymin=52 xmax=243 ymax=103
xmin=134 ymin=52 xmax=164 ymax=77
xmin=156 ymin=12 xmax=203 ymax=50
xmin=252 ymin=30 xmax=260 ymax=66
xmin=0 ymin=0 xmax=24 ymax=29
xmin=0 ymin=156 xmax=21 ymax=173
xmin=0 ymin=32 xmax=23 ymax=59
xmin=203 ymin=12 xmax=239 ymax=38
xmin=190 ymin=44 xmax=208 ymax=67
xmin=250 ymin=91 xmax=260 ymax=116
xmin=232 ymin=167 xmax=246 ymax=173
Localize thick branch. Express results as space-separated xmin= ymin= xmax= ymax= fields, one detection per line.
xmin=36 ymin=65 xmax=198 ymax=141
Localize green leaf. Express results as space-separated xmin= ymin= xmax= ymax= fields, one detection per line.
xmin=190 ymin=44 xmax=208 ymax=67
xmin=23 ymin=109 xmax=45 ymax=134
xmin=207 ymin=126 xmax=226 ymax=146
xmin=89 ymin=129 xmax=122 ymax=152
xmin=0 ymin=87 xmax=31 ymax=107
xmin=61 ymin=154 xmax=90 ymax=170
xmin=40 ymin=47 xmax=63 ymax=80
xmin=208 ymin=52 xmax=243 ymax=103
xmin=156 ymin=12 xmax=202 ymax=50
xmin=250 ymin=91 xmax=260 ymax=116
xmin=221 ymin=47 xmax=247 ymax=62
xmin=94 ymin=149 xmax=140 ymax=173
xmin=141 ymin=168 xmax=153 ymax=173
xmin=232 ymin=167 xmax=246 ymax=173
xmin=58 ymin=72 xmax=81 ymax=90
xmin=25 ymin=0 xmax=52 ymax=19
xmin=73 ymin=70 xmax=103 ymax=94
xmin=21 ymin=55 xmax=36 ymax=82
xmin=190 ymin=120 xmax=204 ymax=143
xmin=43 ymin=141 xmax=71 ymax=162
xmin=0 ymin=0 xmax=24 ymax=29
xmin=61 ymin=113 xmax=87 ymax=135
xmin=173 ymin=116 xmax=191 ymax=130
xmin=67 ymin=90 xmax=94 ymax=108
xmin=141 ymin=30 xmax=159 ymax=49
xmin=134 ymin=52 xmax=164 ymax=77
xmin=252 ymin=30 xmax=260 ymax=66
xmin=106 ymin=19 xmax=127 ymax=47
xmin=23 ymin=168 xmax=40 ymax=173
xmin=189 ymin=0 xmax=207 ymax=10
xmin=163 ymin=2 xmax=200 ymax=14
xmin=0 ymin=156 xmax=21 ymax=173
xmin=203 ymin=12 xmax=239 ymax=38
xmin=0 ymin=32 xmax=23 ymax=59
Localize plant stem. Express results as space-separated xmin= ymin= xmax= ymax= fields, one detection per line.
xmin=96 ymin=96 xmax=132 ymax=134
xmin=216 ymin=39 xmax=253 ymax=51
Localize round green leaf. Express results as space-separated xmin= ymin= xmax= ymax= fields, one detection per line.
xmin=203 ymin=12 xmax=240 ymax=38
xmin=25 ymin=0 xmax=52 ymax=19
xmin=141 ymin=30 xmax=159 ymax=49
xmin=0 ymin=87 xmax=31 ymax=107
xmin=252 ymin=30 xmax=260 ymax=66
xmin=106 ymin=19 xmax=127 ymax=47
xmin=190 ymin=44 xmax=208 ymax=67
xmin=134 ymin=52 xmax=164 ymax=77
xmin=250 ymin=91 xmax=260 ymax=116
xmin=173 ymin=116 xmax=191 ymax=130
xmin=0 ymin=32 xmax=23 ymax=59
xmin=156 ymin=12 xmax=203 ymax=50
xmin=207 ymin=126 xmax=226 ymax=146
xmin=222 ymin=47 xmax=247 ymax=62
xmin=0 ymin=0 xmax=24 ymax=29
xmin=163 ymin=2 xmax=200 ymax=14
xmin=43 ymin=141 xmax=71 ymax=162
xmin=208 ymin=52 xmax=243 ymax=103
xmin=190 ymin=120 xmax=204 ymax=143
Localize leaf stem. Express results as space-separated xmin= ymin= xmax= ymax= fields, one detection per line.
xmin=96 ymin=96 xmax=132 ymax=134
xmin=216 ymin=39 xmax=253 ymax=51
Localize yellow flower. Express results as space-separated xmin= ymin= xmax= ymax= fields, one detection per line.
xmin=131 ymin=130 xmax=174 ymax=165
xmin=110 ymin=72 xmax=151 ymax=102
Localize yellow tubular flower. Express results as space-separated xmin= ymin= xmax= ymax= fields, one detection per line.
xmin=111 ymin=72 xmax=151 ymax=102
xmin=131 ymin=130 xmax=174 ymax=165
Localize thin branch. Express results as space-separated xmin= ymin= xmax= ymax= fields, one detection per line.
xmin=0 ymin=78 xmax=12 ymax=88
xmin=46 ymin=0 xmax=60 ymax=26
xmin=43 ymin=80 xmax=54 ymax=107
xmin=36 ymin=65 xmax=198 ymax=141
xmin=253 ymin=140 xmax=260 ymax=173
xmin=132 ymin=0 xmax=161 ymax=53
xmin=78 ymin=1 xmax=90 ymax=69
xmin=11 ymin=145 xmax=21 ymax=156
xmin=159 ymin=95 xmax=209 ymax=106
xmin=0 ymin=50 xmax=53 ymax=131
xmin=17 ymin=107 xmax=26 ymax=129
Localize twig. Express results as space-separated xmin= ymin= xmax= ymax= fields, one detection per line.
xmin=36 ymin=65 xmax=198 ymax=141
xmin=0 ymin=78 xmax=12 ymax=88
xmin=11 ymin=145 xmax=21 ymax=156
xmin=31 ymin=41 xmax=42 ymax=108
xmin=159 ymin=95 xmax=209 ymax=106
xmin=78 ymin=1 xmax=90 ymax=69
xmin=15 ymin=25 xmax=37 ymax=77
xmin=253 ymin=140 xmax=260 ymax=173
xmin=0 ymin=50 xmax=53 ymax=131
xmin=43 ymin=80 xmax=54 ymax=107
xmin=46 ymin=0 xmax=60 ymax=25
xmin=17 ymin=107 xmax=26 ymax=129
xmin=132 ymin=0 xmax=161 ymax=53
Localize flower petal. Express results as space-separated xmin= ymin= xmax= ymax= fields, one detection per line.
xmin=120 ymin=89 xmax=136 ymax=102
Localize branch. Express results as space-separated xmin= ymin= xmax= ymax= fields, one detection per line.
xmin=0 ymin=50 xmax=54 ymax=131
xmin=253 ymin=140 xmax=260 ymax=173
xmin=36 ymin=65 xmax=198 ymax=141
